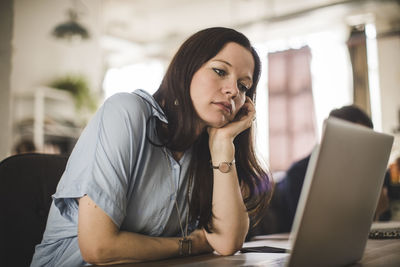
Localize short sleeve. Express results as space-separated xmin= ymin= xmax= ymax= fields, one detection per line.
xmin=53 ymin=92 xmax=151 ymax=227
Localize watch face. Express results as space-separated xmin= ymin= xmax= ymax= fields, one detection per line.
xmin=219 ymin=162 xmax=230 ymax=173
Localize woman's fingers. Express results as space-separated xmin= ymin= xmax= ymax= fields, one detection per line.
xmin=189 ymin=229 xmax=213 ymax=255
xmin=225 ymin=97 xmax=255 ymax=135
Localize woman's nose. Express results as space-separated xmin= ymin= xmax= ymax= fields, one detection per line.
xmin=222 ymin=79 xmax=239 ymax=98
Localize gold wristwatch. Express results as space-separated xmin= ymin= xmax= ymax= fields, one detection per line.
xmin=211 ymin=160 xmax=235 ymax=173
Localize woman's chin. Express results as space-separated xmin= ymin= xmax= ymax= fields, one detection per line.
xmin=208 ymin=120 xmax=230 ymax=128
xmin=201 ymin=114 xmax=232 ymax=128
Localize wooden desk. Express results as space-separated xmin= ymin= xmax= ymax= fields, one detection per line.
xmin=110 ymin=233 xmax=400 ymax=267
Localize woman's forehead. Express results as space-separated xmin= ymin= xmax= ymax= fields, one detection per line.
xmin=211 ymin=42 xmax=254 ymax=79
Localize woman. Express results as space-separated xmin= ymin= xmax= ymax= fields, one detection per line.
xmin=31 ymin=27 xmax=272 ymax=266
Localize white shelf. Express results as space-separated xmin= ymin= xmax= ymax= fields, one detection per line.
xmin=12 ymin=86 xmax=82 ymax=152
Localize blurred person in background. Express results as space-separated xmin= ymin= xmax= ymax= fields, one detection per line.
xmin=387 ymin=156 xmax=400 ymax=220
xmin=14 ymin=139 xmax=36 ymax=154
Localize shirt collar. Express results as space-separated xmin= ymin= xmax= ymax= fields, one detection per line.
xmin=133 ymin=89 xmax=168 ymax=124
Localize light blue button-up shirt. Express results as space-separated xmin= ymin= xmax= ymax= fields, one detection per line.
xmin=31 ymin=90 xmax=193 ymax=267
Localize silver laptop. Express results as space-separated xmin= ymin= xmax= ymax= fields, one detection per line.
xmin=284 ymin=117 xmax=394 ymax=266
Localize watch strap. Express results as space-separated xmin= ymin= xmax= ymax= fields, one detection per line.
xmin=211 ymin=160 xmax=235 ymax=173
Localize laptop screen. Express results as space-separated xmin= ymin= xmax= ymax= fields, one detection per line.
xmin=288 ymin=118 xmax=393 ymax=267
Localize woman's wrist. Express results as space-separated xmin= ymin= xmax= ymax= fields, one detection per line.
xmin=211 ymin=160 xmax=236 ymax=173
xmin=209 ymin=138 xmax=235 ymax=161
xmin=178 ymin=238 xmax=192 ymax=256
xmin=210 ymin=154 xmax=235 ymax=167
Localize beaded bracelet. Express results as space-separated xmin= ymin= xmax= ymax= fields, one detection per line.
xmin=179 ymin=237 xmax=192 ymax=256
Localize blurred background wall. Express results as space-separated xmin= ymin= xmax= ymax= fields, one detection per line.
xmin=0 ymin=0 xmax=399 ymax=172
xmin=0 ymin=0 xmax=13 ymax=162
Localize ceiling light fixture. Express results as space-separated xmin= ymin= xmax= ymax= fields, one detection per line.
xmin=52 ymin=1 xmax=90 ymax=42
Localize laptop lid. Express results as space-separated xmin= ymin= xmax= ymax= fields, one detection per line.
xmin=287 ymin=118 xmax=394 ymax=267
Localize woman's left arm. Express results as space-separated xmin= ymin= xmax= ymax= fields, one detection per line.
xmin=205 ymin=97 xmax=255 ymax=255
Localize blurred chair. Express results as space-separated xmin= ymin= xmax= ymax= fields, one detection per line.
xmin=0 ymin=153 xmax=68 ymax=266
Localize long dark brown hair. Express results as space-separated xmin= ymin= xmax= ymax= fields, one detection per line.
xmin=153 ymin=27 xmax=272 ymax=232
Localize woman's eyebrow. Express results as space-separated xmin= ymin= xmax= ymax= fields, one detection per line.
xmin=211 ymin=59 xmax=232 ymax=66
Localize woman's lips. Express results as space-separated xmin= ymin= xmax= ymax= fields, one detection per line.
xmin=213 ymin=102 xmax=232 ymax=114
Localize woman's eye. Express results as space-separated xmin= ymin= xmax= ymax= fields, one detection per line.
xmin=213 ymin=68 xmax=226 ymax=77
xmin=238 ymin=83 xmax=249 ymax=92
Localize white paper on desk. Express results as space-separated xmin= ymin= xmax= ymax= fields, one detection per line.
xmin=245 ymin=233 xmax=292 ymax=250
xmin=371 ymin=221 xmax=400 ymax=230
xmin=242 ymin=240 xmax=291 ymax=251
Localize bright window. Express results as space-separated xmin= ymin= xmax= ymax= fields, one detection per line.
xmin=103 ymin=61 xmax=164 ymax=99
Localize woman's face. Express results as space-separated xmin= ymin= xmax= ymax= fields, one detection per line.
xmin=190 ymin=42 xmax=255 ymax=129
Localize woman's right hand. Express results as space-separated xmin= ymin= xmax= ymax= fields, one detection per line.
xmin=189 ymin=229 xmax=214 ymax=255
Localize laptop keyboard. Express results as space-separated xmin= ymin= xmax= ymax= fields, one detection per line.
xmin=369 ymin=228 xmax=400 ymax=239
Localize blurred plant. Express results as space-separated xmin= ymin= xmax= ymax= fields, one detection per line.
xmin=50 ymin=75 xmax=97 ymax=112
